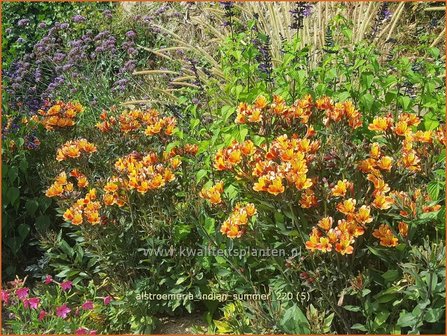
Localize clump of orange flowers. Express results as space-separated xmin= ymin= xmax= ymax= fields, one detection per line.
xmin=56 ymin=139 xmax=97 ymax=161
xmin=200 ymin=182 xmax=224 ymax=204
xmin=110 ymin=151 xmax=179 ymax=196
xmin=372 ymin=224 xmax=398 ymax=247
xmin=63 ymin=189 xmax=102 ymax=225
xmin=45 ymin=170 xmax=90 ymax=198
xmin=306 ymin=199 xmax=374 ymax=255
xmin=211 ymin=95 xmax=364 ymax=239
xmin=235 ymin=95 xmax=362 ymax=130
xmin=367 ymin=113 xmax=443 ymax=173
xmin=96 ymin=108 xmax=177 ymax=137
xmin=37 ymin=101 xmax=84 ymax=130
xmin=220 ymin=203 xmax=257 ymax=239
xmin=45 ymin=172 xmax=74 ymax=198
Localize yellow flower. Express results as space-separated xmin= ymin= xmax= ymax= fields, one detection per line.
xmin=368 ymin=117 xmax=391 ymax=132
xmin=355 ymin=205 xmax=373 ymax=225
xmin=377 ymin=156 xmax=393 ymax=171
xmin=267 ymin=177 xmax=285 ymax=196
xmin=372 ymin=193 xmax=394 ymax=210
xmin=370 ymin=143 xmax=381 ymax=159
xmin=317 ymin=217 xmax=333 ymax=231
xmin=331 ymin=179 xmax=352 ymax=197
xmin=336 ymin=198 xmax=356 ymax=215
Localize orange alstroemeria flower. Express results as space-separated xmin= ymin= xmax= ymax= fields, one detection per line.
xmin=317 ymin=217 xmax=333 ymax=231
xmin=393 ymin=121 xmax=409 ymax=136
xmin=294 ymin=174 xmax=313 ymax=190
xmin=335 ymin=234 xmax=354 ymax=255
xmin=377 ymin=156 xmax=393 ymax=171
xmin=355 ymin=205 xmax=373 ymax=225
xmin=331 ymin=179 xmax=352 ymax=197
xmin=267 ymin=177 xmax=285 ymax=196
xmin=370 ymin=143 xmax=381 ymax=159
xmin=372 ymin=193 xmax=394 ymax=210
xmin=398 ymin=222 xmax=409 ymax=238
xmin=368 ymin=116 xmax=392 ymax=132
xmin=336 ymin=198 xmax=356 ymax=215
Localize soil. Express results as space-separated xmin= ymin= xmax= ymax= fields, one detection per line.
xmin=155 ymin=312 xmax=208 ymax=334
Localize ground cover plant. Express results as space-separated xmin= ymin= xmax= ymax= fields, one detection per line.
xmin=2 ymin=1 xmax=446 ymax=334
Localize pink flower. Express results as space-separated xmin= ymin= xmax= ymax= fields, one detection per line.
xmin=60 ymin=280 xmax=72 ymax=291
xmin=76 ymin=327 xmax=89 ymax=334
xmin=1 ymin=290 xmax=10 ymax=304
xmin=103 ymin=295 xmax=112 ymax=305
xmin=56 ymin=304 xmax=71 ymax=319
xmin=25 ymin=297 xmax=40 ymax=309
xmin=75 ymin=328 xmax=96 ymax=335
xmin=38 ymin=310 xmax=47 ymax=321
xmin=16 ymin=287 xmax=29 ymax=300
xmin=44 ymin=275 xmax=53 ymax=284
xmin=81 ymin=300 xmax=94 ymax=310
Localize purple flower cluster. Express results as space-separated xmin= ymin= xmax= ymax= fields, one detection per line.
xmin=4 ymin=9 xmax=146 ymax=112
xmin=72 ymin=15 xmax=86 ymax=23
xmin=17 ymin=18 xmax=30 ymax=27
xmin=250 ymin=22 xmax=273 ymax=82
xmin=220 ymin=2 xmax=235 ymax=28
xmin=290 ymin=2 xmax=314 ymax=32
xmin=370 ymin=2 xmax=392 ymax=38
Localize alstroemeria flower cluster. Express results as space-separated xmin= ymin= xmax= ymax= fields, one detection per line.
xmin=108 ymin=151 xmax=179 ymax=197
xmin=235 ymin=94 xmax=362 ymax=130
xmin=45 ymin=170 xmax=90 ymax=198
xmin=45 ymin=171 xmax=73 ymax=198
xmin=200 ymin=181 xmax=224 ymax=204
xmin=63 ymin=189 xmax=102 ymax=225
xmin=305 ymin=186 xmax=374 ymax=255
xmin=316 ymin=97 xmax=363 ymax=129
xmin=220 ymin=203 xmax=257 ymax=239
xmin=56 ymin=139 xmax=97 ymax=161
xmin=37 ymin=101 xmax=84 ymax=130
xmin=367 ymin=113 xmax=443 ymax=173
xmin=211 ymin=95 xmax=365 ymax=240
xmin=96 ymin=108 xmax=177 ymax=137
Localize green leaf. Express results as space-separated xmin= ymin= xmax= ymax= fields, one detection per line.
xmin=351 ymin=323 xmax=367 ymax=332
xmin=399 ymin=96 xmax=411 ymax=111
xmin=382 ymin=269 xmax=400 ymax=283
xmin=425 ymin=308 xmax=444 ymax=323
xmin=397 ymin=312 xmax=417 ymax=327
xmin=17 ymin=224 xmax=30 ymax=240
xmin=427 ymin=181 xmax=441 ymax=201
xmin=25 ymin=199 xmax=39 ymax=216
xmin=8 ymin=166 xmax=18 ymax=183
xmin=323 ymin=313 xmax=335 ymax=333
xmin=343 ymin=305 xmax=361 ymax=312
xmin=175 ymin=275 xmax=188 ymax=285
xmin=375 ymin=311 xmax=390 ymax=326
xmin=8 ymin=187 xmax=20 ymax=205
xmin=214 ymin=320 xmax=232 ymax=333
xmin=196 ymin=169 xmax=208 ymax=183
xmin=204 ymin=217 xmax=215 ymax=236
xmin=174 ymin=223 xmax=191 ymax=242
xmin=35 ymin=215 xmax=51 ymax=233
